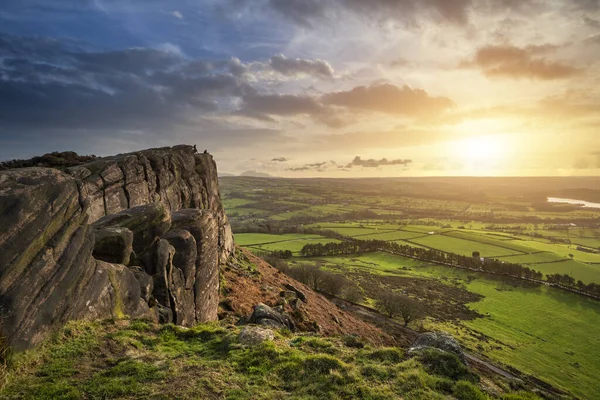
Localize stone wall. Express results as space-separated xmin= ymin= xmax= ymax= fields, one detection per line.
xmin=0 ymin=145 xmax=234 ymax=349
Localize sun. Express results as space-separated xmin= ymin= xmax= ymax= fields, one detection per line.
xmin=459 ymin=136 xmax=503 ymax=161
xmin=449 ymin=134 xmax=511 ymax=174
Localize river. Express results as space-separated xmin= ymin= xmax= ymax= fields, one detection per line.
xmin=547 ymin=197 xmax=600 ymax=209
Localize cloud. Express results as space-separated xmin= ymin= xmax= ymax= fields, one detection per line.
xmin=346 ymin=156 xmax=412 ymax=168
xmin=0 ymin=33 xmax=256 ymax=134
xmin=286 ymin=161 xmax=334 ymax=172
xmin=322 ymin=83 xmax=454 ymax=117
xmin=584 ymin=34 xmax=600 ymax=45
xmin=256 ymin=0 xmax=472 ymax=26
xmin=170 ymin=10 xmax=183 ymax=19
xmin=271 ymin=157 xmax=287 ymax=162
xmin=270 ymin=54 xmax=334 ymax=79
xmin=464 ymin=45 xmax=581 ymax=80
xmin=582 ymin=15 xmax=600 ymax=28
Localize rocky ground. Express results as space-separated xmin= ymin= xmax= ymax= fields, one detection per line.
xmin=220 ymin=248 xmax=403 ymax=347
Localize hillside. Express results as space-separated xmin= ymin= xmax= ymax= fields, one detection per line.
xmin=0 ymin=147 xmax=557 ymax=399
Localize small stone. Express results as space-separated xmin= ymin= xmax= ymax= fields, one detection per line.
xmin=238 ymin=326 xmax=275 ymax=346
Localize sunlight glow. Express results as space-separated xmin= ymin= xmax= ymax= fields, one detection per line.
xmin=447 ymin=134 xmax=513 ymax=175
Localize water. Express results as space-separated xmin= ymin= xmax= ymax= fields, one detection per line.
xmin=547 ymin=197 xmax=600 ymax=209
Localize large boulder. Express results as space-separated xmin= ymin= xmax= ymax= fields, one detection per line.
xmin=93 ymin=227 xmax=134 ymax=265
xmin=93 ymin=203 xmax=171 ymax=254
xmin=73 ymin=261 xmax=151 ymax=322
xmin=248 ymin=303 xmax=296 ymax=331
xmin=408 ymin=331 xmax=467 ymax=364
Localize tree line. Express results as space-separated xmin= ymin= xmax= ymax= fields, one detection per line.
xmin=297 ymin=237 xmax=600 ymax=299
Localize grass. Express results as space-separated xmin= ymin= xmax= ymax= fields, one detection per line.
xmin=493 ymin=253 xmax=566 ymax=264
xmin=0 ymin=319 xmax=536 ymax=400
xmin=249 ymin=238 xmax=342 ymax=255
xmin=234 ymin=233 xmax=328 ymax=246
xmin=235 ymin=233 xmax=341 ymax=255
xmin=409 ymin=235 xmax=524 ymax=258
xmin=510 ymin=240 xmax=600 ymax=264
xmin=308 ymin=252 xmax=600 ymax=400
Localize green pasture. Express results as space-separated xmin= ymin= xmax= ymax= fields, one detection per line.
xmin=249 ymin=238 xmax=342 ymax=254
xmin=493 ymin=252 xmax=566 ymax=264
xmin=445 ymin=231 xmax=534 ymax=252
xmin=524 ymin=260 xmax=600 ymax=283
xmin=409 ymin=234 xmax=524 ymax=258
xmin=352 ymin=230 xmax=427 ymax=241
xmin=235 ymin=233 xmax=328 ymax=246
xmin=510 ymin=240 xmax=600 ymax=263
xmin=313 ymin=252 xmax=600 ymax=400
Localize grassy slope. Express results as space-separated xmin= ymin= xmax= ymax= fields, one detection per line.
xmin=310 ymin=252 xmax=600 ymax=400
xmin=0 ymin=320 xmax=534 ymax=400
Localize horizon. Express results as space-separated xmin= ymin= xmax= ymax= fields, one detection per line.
xmin=0 ymin=1 xmax=599 ymax=177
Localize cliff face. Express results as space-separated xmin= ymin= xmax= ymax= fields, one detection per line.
xmin=0 ymin=145 xmax=234 ymax=349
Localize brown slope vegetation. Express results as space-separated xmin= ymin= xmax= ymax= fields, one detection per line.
xmin=220 ymin=248 xmax=405 ymax=347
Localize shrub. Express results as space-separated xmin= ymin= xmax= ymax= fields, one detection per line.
xmin=342 ymin=334 xmax=365 ymax=349
xmin=453 ymin=381 xmax=488 ymax=400
xmin=415 ymin=349 xmax=478 ymax=382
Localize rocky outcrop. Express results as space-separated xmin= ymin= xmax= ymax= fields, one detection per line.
xmin=0 ymin=145 xmax=233 ymax=350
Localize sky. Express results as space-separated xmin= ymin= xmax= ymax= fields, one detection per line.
xmin=0 ymin=0 xmax=599 ymax=177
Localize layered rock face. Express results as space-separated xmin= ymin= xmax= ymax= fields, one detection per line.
xmin=0 ymin=145 xmax=233 ymax=349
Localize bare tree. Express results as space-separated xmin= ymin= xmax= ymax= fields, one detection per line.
xmin=320 ymin=272 xmax=347 ymax=297
xmin=342 ymin=285 xmax=364 ymax=304
xmin=375 ymin=292 xmax=425 ymax=327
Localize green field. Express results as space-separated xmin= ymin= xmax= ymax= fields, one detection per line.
xmin=221 ymin=176 xmax=600 ymax=399
xmin=235 ymin=233 xmax=341 ymax=255
xmin=493 ymin=252 xmax=566 ymax=264
xmin=351 ymin=230 xmax=426 ymax=241
xmin=306 ymin=252 xmax=600 ymax=399
xmin=511 ymin=240 xmax=600 ymax=263
xmin=409 ymin=234 xmax=524 ymax=258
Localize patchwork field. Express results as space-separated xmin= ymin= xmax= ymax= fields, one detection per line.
xmin=221 ymin=176 xmax=600 ymax=399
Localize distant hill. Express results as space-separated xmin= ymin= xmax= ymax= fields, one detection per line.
xmin=239 ymin=170 xmax=275 ymax=178
xmin=218 ymin=172 xmax=236 ymax=177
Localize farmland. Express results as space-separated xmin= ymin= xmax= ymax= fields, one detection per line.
xmin=221 ymin=176 xmax=600 ymax=399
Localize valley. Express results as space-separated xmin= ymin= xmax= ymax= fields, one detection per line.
xmin=221 ymin=176 xmax=600 ymax=399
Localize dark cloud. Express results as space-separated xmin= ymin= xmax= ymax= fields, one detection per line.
xmin=0 ymin=33 xmax=254 ymax=133
xmin=238 ymin=83 xmax=454 ymax=126
xmin=346 ymin=156 xmax=412 ymax=168
xmin=322 ymin=83 xmax=454 ymax=117
xmin=584 ymin=34 xmax=600 ymax=45
xmin=464 ymin=45 xmax=581 ymax=80
xmin=582 ymin=15 xmax=600 ymax=28
xmin=270 ymin=54 xmax=334 ymax=79
xmin=272 ymin=157 xmax=287 ymax=162
xmin=286 ymin=161 xmax=333 ymax=172
xmin=72 ymin=48 xmax=181 ymax=74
